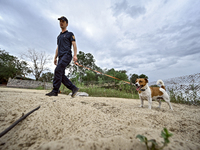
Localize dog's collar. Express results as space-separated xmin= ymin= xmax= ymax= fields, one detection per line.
xmin=140 ymin=87 xmax=147 ymax=91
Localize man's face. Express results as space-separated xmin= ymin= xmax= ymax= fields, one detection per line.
xmin=60 ymin=20 xmax=68 ymax=29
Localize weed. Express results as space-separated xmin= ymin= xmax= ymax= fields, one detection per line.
xmin=35 ymin=86 xmax=44 ymax=90
xmin=169 ymin=85 xmax=200 ymax=105
xmin=136 ymin=128 xmax=173 ymax=150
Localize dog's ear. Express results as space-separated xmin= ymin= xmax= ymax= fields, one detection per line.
xmin=145 ymin=78 xmax=148 ymax=83
xmin=135 ymin=79 xmax=138 ymax=83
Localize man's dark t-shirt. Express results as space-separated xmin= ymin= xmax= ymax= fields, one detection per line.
xmin=57 ymin=30 xmax=75 ymax=57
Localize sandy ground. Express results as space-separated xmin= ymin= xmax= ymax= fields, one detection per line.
xmin=0 ymin=87 xmax=200 ymax=150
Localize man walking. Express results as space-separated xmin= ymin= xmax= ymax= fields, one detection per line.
xmin=46 ymin=16 xmax=79 ymax=97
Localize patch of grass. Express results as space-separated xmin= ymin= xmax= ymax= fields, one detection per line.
xmin=136 ymin=128 xmax=173 ymax=150
xmin=35 ymin=86 xmax=44 ymax=90
xmin=59 ymin=83 xmax=139 ymax=99
xmin=81 ymin=86 xmax=139 ymax=99
xmin=169 ymin=88 xmax=200 ymax=105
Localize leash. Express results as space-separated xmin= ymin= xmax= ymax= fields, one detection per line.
xmin=75 ymin=62 xmax=131 ymax=85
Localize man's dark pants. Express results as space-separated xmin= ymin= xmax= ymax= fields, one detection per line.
xmin=52 ymin=53 xmax=76 ymax=93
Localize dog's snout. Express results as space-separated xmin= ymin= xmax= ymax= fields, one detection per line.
xmin=135 ymin=83 xmax=138 ymax=86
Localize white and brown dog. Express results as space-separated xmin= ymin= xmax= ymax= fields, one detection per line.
xmin=135 ymin=78 xmax=173 ymax=110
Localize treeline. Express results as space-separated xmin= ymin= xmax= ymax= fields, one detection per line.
xmin=0 ymin=50 xmax=30 ymax=83
xmin=0 ymin=49 xmax=148 ymax=85
xmin=67 ymin=51 xmax=148 ymax=85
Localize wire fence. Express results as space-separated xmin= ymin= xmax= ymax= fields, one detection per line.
xmin=149 ymin=73 xmax=200 ymax=105
xmin=75 ymin=73 xmax=200 ymax=105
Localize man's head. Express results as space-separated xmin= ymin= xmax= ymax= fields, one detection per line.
xmin=58 ymin=16 xmax=68 ymax=29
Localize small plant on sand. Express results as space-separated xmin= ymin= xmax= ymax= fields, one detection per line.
xmin=136 ymin=128 xmax=173 ymax=150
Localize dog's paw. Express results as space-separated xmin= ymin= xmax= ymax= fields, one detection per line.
xmin=139 ymin=105 xmax=143 ymax=108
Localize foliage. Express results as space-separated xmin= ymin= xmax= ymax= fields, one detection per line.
xmin=98 ymin=76 xmax=103 ymax=84
xmin=139 ymin=74 xmax=149 ymax=79
xmin=67 ymin=51 xmax=102 ymax=81
xmin=103 ymin=68 xmax=129 ymax=84
xmin=130 ymin=74 xmax=139 ymax=84
xmin=169 ymin=85 xmax=200 ymax=105
xmin=70 ymin=72 xmax=80 ymax=84
xmin=82 ymin=70 xmax=96 ymax=84
xmin=99 ymin=81 xmax=138 ymax=95
xmin=67 ymin=51 xmax=130 ymax=84
xmin=130 ymin=74 xmax=149 ymax=84
xmin=59 ymin=83 xmax=139 ymax=99
xmin=35 ymin=86 xmax=44 ymax=90
xmin=39 ymin=72 xmax=54 ymax=82
xmin=0 ymin=49 xmax=31 ymax=82
xmin=136 ymin=128 xmax=173 ymax=150
xmin=21 ymin=49 xmax=51 ymax=81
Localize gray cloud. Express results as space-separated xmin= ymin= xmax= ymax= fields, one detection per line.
xmin=0 ymin=0 xmax=200 ymax=81
xmin=112 ymin=0 xmax=146 ymax=18
xmin=0 ymin=0 xmax=58 ymax=56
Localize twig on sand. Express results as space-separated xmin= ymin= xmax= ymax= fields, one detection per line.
xmin=0 ymin=106 xmax=40 ymax=138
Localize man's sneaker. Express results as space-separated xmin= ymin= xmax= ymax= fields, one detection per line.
xmin=45 ymin=91 xmax=58 ymax=96
xmin=71 ymin=87 xmax=79 ymax=97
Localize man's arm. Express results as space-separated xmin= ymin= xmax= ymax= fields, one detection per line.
xmin=72 ymin=41 xmax=78 ymax=63
xmin=54 ymin=46 xmax=58 ymax=65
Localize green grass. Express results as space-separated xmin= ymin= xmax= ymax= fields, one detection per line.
xmin=169 ymin=88 xmax=200 ymax=105
xmin=59 ymin=83 xmax=139 ymax=99
xmin=35 ymin=86 xmax=44 ymax=90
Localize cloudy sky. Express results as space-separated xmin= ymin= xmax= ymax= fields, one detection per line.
xmin=0 ymin=0 xmax=200 ymax=81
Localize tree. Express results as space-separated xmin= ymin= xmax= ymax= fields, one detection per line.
xmin=21 ymin=49 xmax=51 ymax=81
xmin=130 ymin=74 xmax=148 ymax=84
xmin=67 ymin=51 xmax=131 ymax=84
xmin=139 ymin=74 xmax=148 ymax=79
xmin=130 ymin=74 xmax=139 ymax=84
xmin=67 ymin=51 xmax=103 ymax=82
xmin=0 ymin=49 xmax=31 ymax=82
xmin=82 ymin=70 xmax=96 ymax=84
xmin=39 ymin=72 xmax=54 ymax=82
xmin=103 ymin=68 xmax=129 ymax=84
xmin=115 ymin=70 xmax=128 ymax=82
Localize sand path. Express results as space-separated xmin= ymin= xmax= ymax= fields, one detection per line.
xmin=0 ymin=87 xmax=200 ymax=150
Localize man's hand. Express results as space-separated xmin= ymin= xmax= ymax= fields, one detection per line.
xmin=54 ymin=57 xmax=57 ymax=65
xmin=73 ymin=55 xmax=77 ymax=63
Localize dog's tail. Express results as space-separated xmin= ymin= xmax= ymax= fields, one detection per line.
xmin=156 ymin=79 xmax=166 ymax=90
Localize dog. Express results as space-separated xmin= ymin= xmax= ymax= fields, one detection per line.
xmin=135 ymin=78 xmax=173 ymax=110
